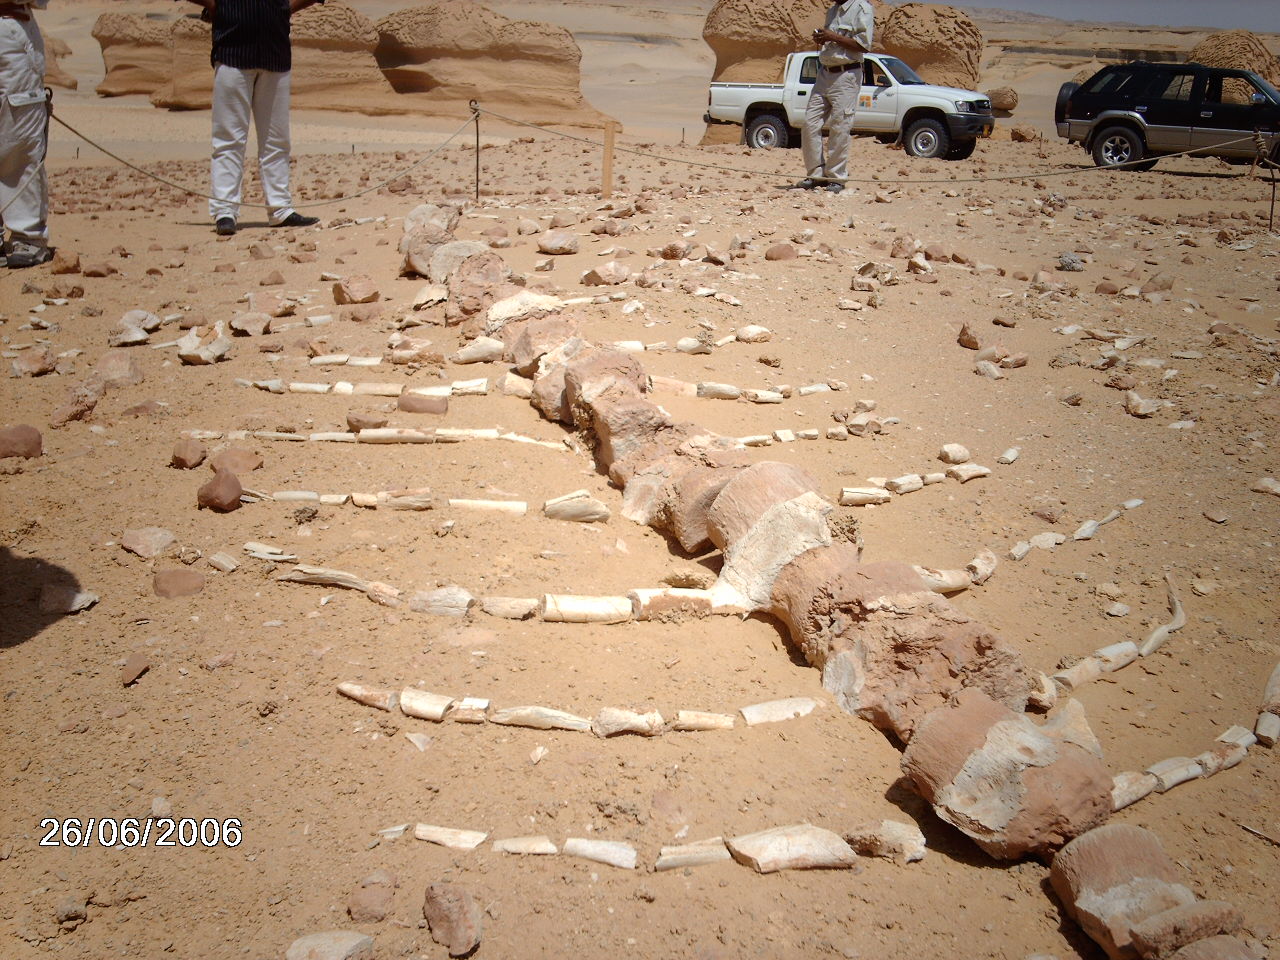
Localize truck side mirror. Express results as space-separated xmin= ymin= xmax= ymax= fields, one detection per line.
xmin=1251 ymin=92 xmax=1266 ymax=105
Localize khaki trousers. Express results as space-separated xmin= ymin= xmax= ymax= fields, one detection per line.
xmin=802 ymin=65 xmax=861 ymax=184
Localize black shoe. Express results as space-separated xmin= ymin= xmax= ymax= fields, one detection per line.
xmin=6 ymin=242 xmax=52 ymax=269
xmin=793 ymin=178 xmax=820 ymax=190
xmin=276 ymin=213 xmax=319 ymax=228
xmin=215 ymin=217 xmax=237 ymax=236
xmin=825 ymin=182 xmax=844 ymax=193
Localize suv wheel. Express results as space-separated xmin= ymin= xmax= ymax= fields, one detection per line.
xmin=1092 ymin=125 xmax=1145 ymax=169
xmin=745 ymin=114 xmax=789 ymax=150
xmin=904 ymin=118 xmax=950 ymax=159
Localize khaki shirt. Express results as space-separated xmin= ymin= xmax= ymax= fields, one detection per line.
xmin=819 ymin=0 xmax=874 ymax=68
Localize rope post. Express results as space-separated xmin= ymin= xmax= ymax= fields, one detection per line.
xmin=470 ymin=100 xmax=480 ymax=201
xmin=601 ymin=120 xmax=618 ymax=200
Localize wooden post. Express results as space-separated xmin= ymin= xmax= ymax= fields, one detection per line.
xmin=601 ymin=121 xmax=617 ymax=199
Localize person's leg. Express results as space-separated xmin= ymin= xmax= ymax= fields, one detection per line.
xmin=210 ymin=64 xmax=253 ymax=225
xmin=801 ymin=69 xmax=834 ymax=183
xmin=252 ymin=69 xmax=297 ymax=224
xmin=821 ymin=70 xmax=862 ymax=188
xmin=0 ymin=16 xmax=50 ymax=262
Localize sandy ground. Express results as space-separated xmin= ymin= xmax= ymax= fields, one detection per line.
xmin=3 ymin=4 xmax=1280 ymax=960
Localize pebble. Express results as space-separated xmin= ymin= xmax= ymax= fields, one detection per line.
xmin=1105 ymin=603 xmax=1130 ymax=617
xmin=198 ymin=469 xmax=242 ymax=512
xmin=153 ymin=568 xmax=205 ymax=598
xmin=397 ymin=393 xmax=448 ymax=415
xmin=284 ymin=931 xmax=374 ymax=960
xmin=121 ymin=526 xmax=176 ymax=559
xmin=210 ymin=446 xmax=262 ymax=473
xmin=170 ymin=438 xmax=206 ymax=469
xmin=121 ymin=651 xmax=150 ymax=685
xmin=938 ymin=443 xmax=970 ymax=464
xmin=0 ymin=423 xmax=43 ymax=459
xmin=422 ymin=883 xmax=482 ymax=957
xmin=996 ymin=447 xmax=1019 ymax=464
xmin=1029 ymin=532 xmax=1066 ymax=550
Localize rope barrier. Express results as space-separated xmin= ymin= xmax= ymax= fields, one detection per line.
xmin=469 ymin=104 xmax=1269 ymax=188
xmin=41 ymin=109 xmax=478 ymax=212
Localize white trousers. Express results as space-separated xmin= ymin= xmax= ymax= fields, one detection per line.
xmin=0 ymin=14 xmax=49 ymax=246
xmin=802 ymin=65 xmax=861 ymax=184
xmin=210 ymin=64 xmax=296 ymax=224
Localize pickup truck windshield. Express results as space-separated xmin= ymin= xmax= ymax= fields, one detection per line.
xmin=881 ymin=56 xmax=926 ymax=86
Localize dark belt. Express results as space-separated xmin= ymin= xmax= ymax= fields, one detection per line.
xmin=822 ymin=61 xmax=862 ymax=74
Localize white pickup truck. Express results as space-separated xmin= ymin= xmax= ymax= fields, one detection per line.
xmin=705 ymin=52 xmax=994 ymax=160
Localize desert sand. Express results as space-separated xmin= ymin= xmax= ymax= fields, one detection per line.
xmin=2 ymin=2 xmax=1279 ymax=960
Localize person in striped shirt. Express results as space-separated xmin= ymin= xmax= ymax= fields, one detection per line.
xmin=181 ymin=0 xmax=325 ymax=235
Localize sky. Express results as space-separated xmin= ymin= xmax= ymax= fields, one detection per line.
xmin=967 ymin=0 xmax=1279 ymax=30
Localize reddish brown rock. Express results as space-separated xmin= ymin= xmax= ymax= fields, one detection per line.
xmin=397 ymin=393 xmax=448 ymax=415
xmin=333 ymin=275 xmax=379 ymax=305
xmin=82 ymin=262 xmax=115 ymax=278
xmin=153 ymin=568 xmax=205 ymax=598
xmin=0 ymin=424 xmax=43 ymax=459
xmin=121 ymin=526 xmax=176 ymax=559
xmin=171 ymin=438 xmax=207 ymax=468
xmin=764 ymin=243 xmax=797 ymax=261
xmin=422 ymin=883 xmax=482 ymax=957
xmin=49 ymin=376 xmax=106 ymax=428
xmin=347 ymin=871 xmax=396 ymax=923
xmin=121 ymin=651 xmax=150 ymax=685
xmin=198 ymin=469 xmax=242 ymax=512
xmin=10 ymin=346 xmax=56 ymax=377
xmin=447 ymin=251 xmax=514 ymax=321
xmin=342 ymin=304 xmax=383 ymax=323
xmin=903 ymin=688 xmax=1111 ymax=860
xmin=957 ymin=322 xmax=981 ymax=349
xmin=582 ymin=261 xmax=631 ymax=286
xmin=50 ymin=248 xmax=80 ymax=274
xmin=346 ymin=409 xmax=388 ymax=431
xmin=95 ymin=350 xmax=144 ymax=390
xmin=1051 ymin=824 xmax=1199 ymax=960
xmin=707 ymin=461 xmax=823 ymax=552
xmin=590 ymin=395 xmax=672 ymax=475
xmin=771 ymin=552 xmax=1030 ymax=740
xmin=563 ymin=348 xmax=649 ymax=430
xmin=210 ymin=445 xmax=262 ymax=474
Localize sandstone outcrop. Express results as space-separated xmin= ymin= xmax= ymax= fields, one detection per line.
xmin=902 ymin=688 xmax=1112 ymax=859
xmin=92 ymin=13 xmax=170 ymax=97
xmin=44 ymin=35 xmax=76 ymax=90
xmin=702 ymin=0 xmax=835 ymax=85
xmin=877 ymin=3 xmax=983 ymax=90
xmin=375 ymin=1 xmax=610 ymax=127
xmin=1187 ymin=30 xmax=1280 ymax=99
xmin=95 ymin=4 xmax=396 ymax=113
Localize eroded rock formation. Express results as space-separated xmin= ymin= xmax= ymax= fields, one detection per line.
xmin=702 ymin=0 xmax=834 ymax=84
xmin=877 ymin=3 xmax=983 ymax=90
xmin=1187 ymin=30 xmax=1280 ymax=100
xmin=44 ymin=35 xmax=76 ymax=91
xmin=92 ymin=13 xmax=170 ymax=97
xmin=375 ymin=1 xmax=609 ymax=127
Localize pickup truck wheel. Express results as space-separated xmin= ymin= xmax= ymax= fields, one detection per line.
xmin=904 ymin=118 xmax=950 ymax=159
xmin=745 ymin=114 xmax=789 ymax=150
xmin=1092 ymin=125 xmax=1145 ymax=169
xmin=944 ymin=139 xmax=977 ymax=161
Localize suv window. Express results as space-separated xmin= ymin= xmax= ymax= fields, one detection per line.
xmin=1143 ymin=69 xmax=1198 ymax=101
xmin=1205 ymin=72 xmax=1264 ymax=105
xmin=1083 ymin=68 xmax=1139 ymax=97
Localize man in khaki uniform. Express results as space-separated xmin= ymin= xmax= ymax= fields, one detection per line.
xmin=796 ymin=0 xmax=874 ymax=194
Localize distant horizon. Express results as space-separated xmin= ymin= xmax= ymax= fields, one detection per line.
xmin=957 ymin=0 xmax=1279 ymax=31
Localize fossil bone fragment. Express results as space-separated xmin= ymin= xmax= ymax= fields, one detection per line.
xmin=399 ymin=689 xmax=454 ymax=721
xmin=739 ymin=697 xmax=817 ymax=726
xmin=539 ymin=594 xmax=632 ymax=624
xmin=413 ymin=824 xmax=488 ymax=850
xmin=670 ymin=710 xmax=735 ymax=732
xmin=563 ymin=838 xmax=637 ymax=869
xmin=1138 ymin=574 xmax=1186 ymax=656
xmin=487 ymin=706 xmax=593 ymax=733
xmin=492 ymin=836 xmax=558 ymax=855
xmin=592 ymin=708 xmax=664 ymax=737
xmin=655 ymin=837 xmax=732 ymax=871
xmin=337 ymin=682 xmax=398 ymax=712
xmin=727 ymin=824 xmax=858 ymax=874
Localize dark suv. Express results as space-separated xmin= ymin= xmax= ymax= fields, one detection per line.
xmin=1056 ymin=60 xmax=1280 ymax=170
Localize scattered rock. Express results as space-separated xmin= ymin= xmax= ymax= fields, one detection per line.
xmin=171 ymin=438 xmax=206 ymax=468
xmin=197 ymin=469 xmax=242 ymax=512
xmin=284 ymin=931 xmax=375 ymax=960
xmin=210 ymin=446 xmax=262 ymax=474
xmin=764 ymin=243 xmax=796 ymax=261
xmin=397 ymin=393 xmax=448 ymax=415
xmin=121 ymin=651 xmax=150 ymax=685
xmin=537 ymin=231 xmax=578 ymax=255
xmin=334 ymin=275 xmax=379 ymax=305
xmin=0 ymin=424 xmax=43 ymax=459
xmin=153 ymin=568 xmax=205 ymax=598
xmin=121 ymin=526 xmax=176 ymax=559
xmin=422 ymin=883 xmax=482 ymax=957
